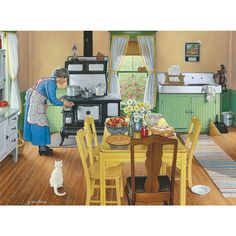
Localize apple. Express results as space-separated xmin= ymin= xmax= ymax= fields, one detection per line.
xmin=0 ymin=100 xmax=9 ymax=107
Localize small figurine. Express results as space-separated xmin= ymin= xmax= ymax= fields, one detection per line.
xmin=214 ymin=64 xmax=227 ymax=92
xmin=72 ymin=44 xmax=78 ymax=58
xmin=96 ymin=52 xmax=104 ymax=61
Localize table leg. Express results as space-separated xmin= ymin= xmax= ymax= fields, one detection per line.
xmin=180 ymin=153 xmax=187 ymax=205
xmin=99 ymin=151 xmax=106 ymax=205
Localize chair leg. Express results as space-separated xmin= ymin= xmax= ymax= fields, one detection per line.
xmin=86 ymin=186 xmax=91 ymax=205
xmin=120 ymin=176 xmax=124 ymax=198
xmin=188 ymin=163 xmax=193 ymax=188
xmin=90 ymin=178 xmax=95 ymax=196
xmin=115 ymin=178 xmax=121 ymax=205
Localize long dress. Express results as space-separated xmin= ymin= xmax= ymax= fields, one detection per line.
xmin=23 ymin=77 xmax=63 ymax=146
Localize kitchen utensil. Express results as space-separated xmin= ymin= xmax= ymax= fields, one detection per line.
xmin=67 ymin=86 xmax=81 ymax=97
xmin=95 ymin=83 xmax=105 ymax=96
xmin=146 ymin=113 xmax=163 ymax=126
xmin=81 ymin=88 xmax=93 ymax=99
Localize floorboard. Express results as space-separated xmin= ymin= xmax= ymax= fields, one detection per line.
xmin=1 ymin=128 xmax=236 ymax=205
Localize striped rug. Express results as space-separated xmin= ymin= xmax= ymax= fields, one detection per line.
xmin=182 ymin=134 xmax=236 ymax=197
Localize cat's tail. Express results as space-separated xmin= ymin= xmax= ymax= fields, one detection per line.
xmin=53 ymin=186 xmax=66 ymax=196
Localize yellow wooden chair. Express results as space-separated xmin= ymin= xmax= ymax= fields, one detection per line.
xmin=184 ymin=116 xmax=202 ymax=188
xmin=76 ymin=129 xmax=123 ymax=205
xmin=162 ymin=117 xmax=202 ymax=188
xmin=84 ymin=115 xmax=100 ymax=161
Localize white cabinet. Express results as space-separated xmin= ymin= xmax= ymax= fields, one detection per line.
xmin=0 ymin=119 xmax=8 ymax=159
xmin=0 ymin=49 xmax=5 ymax=90
xmin=0 ymin=110 xmax=18 ymax=163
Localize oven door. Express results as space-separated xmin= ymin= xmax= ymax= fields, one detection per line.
xmin=77 ymin=105 xmax=101 ymax=121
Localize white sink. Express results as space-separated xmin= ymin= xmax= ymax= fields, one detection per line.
xmin=157 ymin=72 xmax=222 ymax=94
xmin=158 ymin=83 xmax=222 ymax=94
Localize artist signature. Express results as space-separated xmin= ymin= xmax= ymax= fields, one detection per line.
xmin=27 ymin=200 xmax=47 ymax=205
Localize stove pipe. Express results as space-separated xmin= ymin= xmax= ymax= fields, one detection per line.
xmin=83 ymin=31 xmax=93 ymax=56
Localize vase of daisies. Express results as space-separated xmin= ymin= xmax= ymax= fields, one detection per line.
xmin=123 ymin=99 xmax=151 ymax=132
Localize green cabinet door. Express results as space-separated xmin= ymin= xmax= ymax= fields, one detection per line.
xmin=191 ymin=95 xmax=220 ymax=130
xmin=159 ymin=94 xmax=191 ymax=129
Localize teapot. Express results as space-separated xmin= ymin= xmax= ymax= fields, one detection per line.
xmin=95 ymin=83 xmax=105 ymax=96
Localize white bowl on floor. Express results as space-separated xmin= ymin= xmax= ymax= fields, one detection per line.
xmin=191 ymin=185 xmax=210 ymax=195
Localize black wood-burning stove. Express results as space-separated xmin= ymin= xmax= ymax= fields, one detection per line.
xmin=60 ymin=56 xmax=121 ymax=146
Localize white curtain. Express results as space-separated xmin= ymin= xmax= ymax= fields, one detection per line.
xmin=110 ymin=36 xmax=129 ymax=96
xmin=0 ymin=32 xmax=10 ymax=102
xmin=137 ymin=36 xmax=156 ymax=108
xmin=7 ymin=32 xmax=21 ymax=114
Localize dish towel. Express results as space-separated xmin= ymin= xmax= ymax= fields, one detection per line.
xmin=201 ymin=85 xmax=216 ymax=102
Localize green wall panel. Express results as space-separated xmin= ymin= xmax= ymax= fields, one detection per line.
xmin=47 ymin=89 xmax=66 ymax=133
xmin=18 ymin=90 xmax=26 ymax=131
xmin=230 ymin=89 xmax=236 ymax=127
xmin=20 ymin=89 xmax=66 ymax=133
xmin=222 ymin=90 xmax=231 ymax=112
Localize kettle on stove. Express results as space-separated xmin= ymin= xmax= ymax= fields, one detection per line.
xmin=95 ymin=83 xmax=105 ymax=96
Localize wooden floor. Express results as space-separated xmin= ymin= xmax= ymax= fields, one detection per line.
xmin=1 ymin=128 xmax=236 ymax=205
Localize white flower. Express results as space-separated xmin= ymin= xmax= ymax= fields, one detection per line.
xmin=127 ymin=99 xmax=133 ymax=106
xmin=140 ymin=107 xmax=145 ymax=113
xmin=134 ymin=117 xmax=140 ymax=122
xmin=140 ymin=113 xmax=145 ymax=119
xmin=147 ymin=110 xmax=151 ymax=115
xmin=134 ymin=112 xmax=139 ymax=118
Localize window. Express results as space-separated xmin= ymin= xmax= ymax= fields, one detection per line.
xmin=118 ymin=39 xmax=147 ymax=103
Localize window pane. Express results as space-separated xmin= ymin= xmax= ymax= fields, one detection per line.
xmin=119 ymin=73 xmax=146 ymax=101
xmin=119 ymin=56 xmax=145 ymax=71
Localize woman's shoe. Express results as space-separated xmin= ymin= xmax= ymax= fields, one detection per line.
xmin=39 ymin=149 xmax=53 ymax=156
xmin=45 ymin=146 xmax=53 ymax=152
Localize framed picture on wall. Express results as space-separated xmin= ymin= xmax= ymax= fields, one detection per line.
xmin=185 ymin=42 xmax=200 ymax=62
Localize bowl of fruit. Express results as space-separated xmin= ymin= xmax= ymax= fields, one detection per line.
xmin=0 ymin=100 xmax=9 ymax=116
xmin=105 ymin=116 xmax=128 ymax=135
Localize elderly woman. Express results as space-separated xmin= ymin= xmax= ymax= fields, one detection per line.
xmin=24 ymin=68 xmax=74 ymax=156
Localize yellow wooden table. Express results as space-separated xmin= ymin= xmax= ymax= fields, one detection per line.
xmin=99 ymin=118 xmax=187 ymax=205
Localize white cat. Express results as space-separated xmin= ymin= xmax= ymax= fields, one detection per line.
xmin=49 ymin=160 xmax=66 ymax=196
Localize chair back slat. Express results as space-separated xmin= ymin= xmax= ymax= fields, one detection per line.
xmin=76 ymin=129 xmax=91 ymax=187
xmin=84 ymin=115 xmax=99 ymax=147
xmin=84 ymin=116 xmax=99 ymax=164
xmin=130 ymin=135 xmax=178 ymax=203
xmin=185 ymin=117 xmax=202 ymax=158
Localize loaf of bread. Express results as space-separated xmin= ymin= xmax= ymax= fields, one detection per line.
xmin=151 ymin=125 xmax=175 ymax=137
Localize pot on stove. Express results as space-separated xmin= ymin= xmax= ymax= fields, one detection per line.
xmin=67 ymin=86 xmax=81 ymax=97
xmin=81 ymin=87 xmax=93 ymax=99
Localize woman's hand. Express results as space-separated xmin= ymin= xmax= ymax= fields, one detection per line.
xmin=63 ymin=100 xmax=75 ymax=108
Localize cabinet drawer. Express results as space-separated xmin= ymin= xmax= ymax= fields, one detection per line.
xmin=8 ymin=114 xmax=18 ymax=125
xmin=8 ymin=132 xmax=17 ymax=151
xmin=8 ymin=122 xmax=17 ymax=136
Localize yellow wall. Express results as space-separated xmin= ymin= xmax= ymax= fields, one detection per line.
xmin=18 ymin=31 xmax=110 ymax=90
xmin=156 ymin=31 xmax=230 ymax=73
xmin=17 ymin=31 xmax=232 ymax=91
xmin=18 ymin=31 xmax=30 ymax=91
